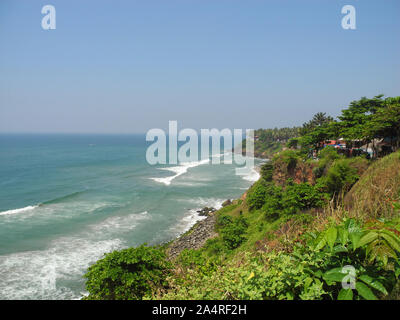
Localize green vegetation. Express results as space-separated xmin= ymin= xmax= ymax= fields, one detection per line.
xmin=299 ymin=95 xmax=400 ymax=156
xmin=345 ymin=150 xmax=400 ymax=219
xmin=246 ymin=180 xmax=269 ymax=211
xmin=324 ymin=159 xmax=360 ymax=194
xmin=83 ymin=245 xmax=171 ymax=300
xmin=244 ymin=127 xmax=301 ymax=158
xmin=219 ymin=215 xmax=249 ymax=250
xmin=83 ymin=95 xmax=400 ymax=300
xmin=156 ymin=218 xmax=400 ymax=300
xmin=247 ymin=177 xmax=328 ymax=221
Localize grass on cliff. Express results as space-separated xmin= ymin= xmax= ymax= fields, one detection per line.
xmin=344 ymin=150 xmax=400 ymax=219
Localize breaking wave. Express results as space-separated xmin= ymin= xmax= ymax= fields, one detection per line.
xmin=0 ymin=205 xmax=38 ymax=216
xmin=150 ymin=159 xmax=210 ymax=185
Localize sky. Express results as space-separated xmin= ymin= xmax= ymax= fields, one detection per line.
xmin=0 ymin=0 xmax=399 ymax=134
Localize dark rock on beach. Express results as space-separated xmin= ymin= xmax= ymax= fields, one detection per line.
xmin=221 ymin=199 xmax=232 ymax=207
xmin=167 ymin=213 xmax=217 ymax=260
xmin=196 ymin=207 xmax=216 ymax=216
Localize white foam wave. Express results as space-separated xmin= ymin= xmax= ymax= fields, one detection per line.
xmin=166 ymin=209 xmax=207 ymax=237
xmin=90 ymin=211 xmax=149 ymax=235
xmin=0 ymin=201 xmax=111 ymax=224
xmin=241 ymin=167 xmax=260 ymax=182
xmin=186 ymin=197 xmax=225 ymax=210
xmin=0 ymin=205 xmax=38 ymax=216
xmin=150 ymin=159 xmax=210 ymax=186
xmin=167 ymin=197 xmax=224 ymax=237
xmin=211 ymin=151 xmax=231 ymax=160
xmin=173 ymin=182 xmax=207 ymax=187
xmin=0 ymin=211 xmax=150 ymax=300
xmin=0 ymin=237 xmax=122 ymax=300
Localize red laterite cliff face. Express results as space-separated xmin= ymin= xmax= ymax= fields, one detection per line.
xmin=292 ymin=162 xmax=315 ymax=185
xmin=272 ymin=158 xmax=316 ymax=187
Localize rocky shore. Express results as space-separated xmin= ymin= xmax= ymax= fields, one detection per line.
xmin=196 ymin=207 xmax=216 ymax=216
xmin=167 ymin=213 xmax=218 ymax=259
xmin=166 ymin=165 xmax=262 ymax=260
xmin=166 ymin=198 xmax=237 ymax=259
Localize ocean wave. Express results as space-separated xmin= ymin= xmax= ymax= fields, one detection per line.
xmin=0 ymin=210 xmax=153 ymax=299
xmin=0 ymin=201 xmax=111 ymax=224
xmin=211 ymin=151 xmax=231 ymax=160
xmin=172 ymin=181 xmax=208 ymax=187
xmin=166 ymin=197 xmax=224 ymax=238
xmin=0 ymin=191 xmax=89 ymax=217
xmin=241 ymin=167 xmax=260 ymax=182
xmin=186 ymin=197 xmax=225 ymax=210
xmin=42 ymin=190 xmax=87 ymax=205
xmin=165 ymin=208 xmax=207 ymax=238
xmin=0 ymin=205 xmax=38 ymax=216
xmin=0 ymin=237 xmax=122 ymax=300
xmin=90 ymin=211 xmax=149 ymax=235
xmin=150 ymin=159 xmax=210 ymax=186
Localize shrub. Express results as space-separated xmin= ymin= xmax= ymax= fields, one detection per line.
xmin=159 ymin=218 xmax=400 ymax=300
xmin=281 ymin=182 xmax=327 ymax=215
xmin=312 ymin=166 xmax=325 ymax=179
xmin=177 ymin=249 xmax=206 ymax=268
xmin=260 ymin=162 xmax=274 ymax=181
xmin=204 ymin=238 xmax=226 ymax=255
xmin=177 ymin=249 xmax=220 ymax=277
xmin=309 ymin=218 xmax=400 ymax=300
xmin=261 ymin=184 xmax=283 ymax=220
xmin=319 ymin=146 xmax=342 ymax=162
xmin=287 ymin=138 xmax=299 ymax=149
xmin=323 ymin=159 xmax=360 ymax=195
xmin=84 ymin=245 xmax=171 ymax=300
xmin=221 ymin=216 xmax=249 ymax=250
xmin=246 ymin=180 xmax=268 ymax=211
xmin=262 ymin=182 xmax=327 ymax=219
xmin=216 ymin=214 xmax=233 ymax=229
xmin=313 ymin=146 xmax=342 ymax=178
xmin=273 ymin=149 xmax=301 ymax=174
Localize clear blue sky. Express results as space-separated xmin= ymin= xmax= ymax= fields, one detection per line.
xmin=0 ymin=0 xmax=399 ymax=133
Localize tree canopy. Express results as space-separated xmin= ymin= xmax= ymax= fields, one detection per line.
xmin=299 ymin=95 xmax=400 ymax=154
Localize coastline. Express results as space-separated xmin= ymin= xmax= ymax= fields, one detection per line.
xmin=165 ymin=162 xmax=262 ymax=259
xmin=167 ymin=213 xmax=218 ymax=259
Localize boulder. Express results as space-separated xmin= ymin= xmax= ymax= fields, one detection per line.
xmin=222 ymin=199 xmax=232 ymax=207
xmin=196 ymin=207 xmax=216 ymax=216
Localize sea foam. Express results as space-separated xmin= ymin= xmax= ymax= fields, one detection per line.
xmin=0 ymin=237 xmax=122 ymax=300
xmin=167 ymin=197 xmax=225 ymax=237
xmin=0 ymin=205 xmax=38 ymax=216
xmin=150 ymin=158 xmax=210 ymax=185
xmin=241 ymin=167 xmax=261 ymax=182
xmin=0 ymin=211 xmax=149 ymax=300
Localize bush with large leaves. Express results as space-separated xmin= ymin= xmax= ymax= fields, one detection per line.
xmin=310 ymin=219 xmax=400 ymax=300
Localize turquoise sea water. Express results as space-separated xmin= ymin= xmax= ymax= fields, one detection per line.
xmin=0 ymin=134 xmax=260 ymax=300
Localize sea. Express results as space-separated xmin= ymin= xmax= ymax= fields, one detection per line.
xmin=0 ymin=134 xmax=261 ymax=300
